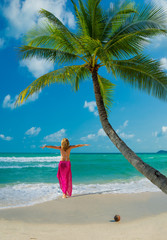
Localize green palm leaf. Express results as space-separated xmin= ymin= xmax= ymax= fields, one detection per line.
xmin=15 ymin=65 xmax=90 ymax=106
xmin=38 ymin=8 xmax=72 ymax=32
xmin=97 ymin=74 xmax=115 ymax=115
xmin=25 ymin=25 xmax=78 ymax=55
xmin=113 ymin=54 xmax=167 ymax=100
xmin=22 ymin=12 xmax=85 ymax=57
xmin=38 ymin=8 xmax=84 ymax=53
xmin=86 ymin=0 xmax=105 ymax=39
xmin=73 ymin=65 xmax=91 ymax=91
xmin=71 ymin=0 xmax=90 ymax=37
xmin=79 ymin=35 xmax=102 ymax=55
xmin=18 ymin=45 xmax=79 ymax=64
xmin=23 ymin=21 xmax=55 ymax=44
xmin=101 ymin=0 xmax=138 ymax=41
xmin=105 ymin=3 xmax=167 ymax=58
xmin=71 ymin=0 xmax=105 ymax=40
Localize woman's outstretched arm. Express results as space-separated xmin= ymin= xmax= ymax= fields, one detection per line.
xmin=70 ymin=144 xmax=90 ymax=149
xmin=40 ymin=145 xmax=61 ymax=150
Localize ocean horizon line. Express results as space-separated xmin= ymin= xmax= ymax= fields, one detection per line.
xmin=0 ymin=151 xmax=165 ymax=154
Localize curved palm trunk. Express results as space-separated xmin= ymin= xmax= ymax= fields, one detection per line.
xmin=92 ymin=68 xmax=167 ymax=194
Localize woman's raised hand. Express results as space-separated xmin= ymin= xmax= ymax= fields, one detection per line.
xmin=40 ymin=145 xmax=46 ymax=149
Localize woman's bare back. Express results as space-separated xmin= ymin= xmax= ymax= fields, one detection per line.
xmin=60 ymin=147 xmax=71 ymax=161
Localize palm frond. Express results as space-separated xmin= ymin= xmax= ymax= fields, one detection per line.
xmin=71 ymin=0 xmax=106 ymax=40
xmin=22 ymin=12 xmax=86 ymax=57
xmin=111 ymin=2 xmax=167 ymax=38
xmin=73 ymin=65 xmax=91 ymax=91
xmin=113 ymin=54 xmax=167 ymax=100
xmin=26 ymin=25 xmax=78 ymax=54
xmin=18 ymin=45 xmax=79 ymax=64
xmin=38 ymin=8 xmax=71 ymax=31
xmin=22 ymin=20 xmax=55 ymax=44
xmin=104 ymin=3 xmax=167 ymax=58
xmin=86 ymin=0 xmax=106 ymax=39
xmin=106 ymin=27 xmax=167 ymax=59
xmin=15 ymin=65 xmax=90 ymax=106
xmin=38 ymin=9 xmax=85 ymax=53
xmin=96 ymin=47 xmax=114 ymax=73
xmin=97 ymin=74 xmax=115 ymax=115
xmin=138 ymin=3 xmax=167 ymax=26
xmin=78 ymin=0 xmax=91 ymax=36
xmin=79 ymin=35 xmax=102 ymax=55
xmin=71 ymin=0 xmax=89 ymax=36
xmin=101 ymin=0 xmax=138 ymax=41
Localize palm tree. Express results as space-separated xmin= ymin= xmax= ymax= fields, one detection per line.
xmin=16 ymin=0 xmax=167 ymax=193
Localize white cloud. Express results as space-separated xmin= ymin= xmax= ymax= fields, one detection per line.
xmin=65 ymin=11 xmax=75 ymax=28
xmin=117 ymin=120 xmax=135 ymax=140
xmin=119 ymin=132 xmax=134 ymax=139
xmin=160 ymin=57 xmax=167 ymax=70
xmin=80 ymin=124 xmax=134 ymax=142
xmin=43 ymin=128 xmax=66 ymax=142
xmin=117 ymin=120 xmax=134 ymax=139
xmin=0 ymin=38 xmax=5 ymax=48
xmin=97 ymin=128 xmax=107 ymax=137
xmin=2 ymin=0 xmax=75 ymax=39
xmin=84 ymin=100 xmax=98 ymax=116
xmin=149 ymin=35 xmax=166 ymax=48
xmin=1 ymin=0 xmax=75 ymax=77
xmin=0 ymin=134 xmax=13 ymax=141
xmin=137 ymin=138 xmax=141 ymax=142
xmin=81 ymin=128 xmax=107 ymax=141
xmin=20 ymin=58 xmax=54 ymax=78
xmin=123 ymin=120 xmax=128 ymax=128
xmin=84 ymin=100 xmax=96 ymax=112
xmin=155 ymin=126 xmax=167 ymax=137
xmin=2 ymin=91 xmax=41 ymax=109
xmin=116 ymin=120 xmax=128 ymax=133
xmin=80 ymin=134 xmax=96 ymax=141
xmin=2 ymin=95 xmax=19 ymax=109
xmin=25 ymin=127 xmax=41 ymax=136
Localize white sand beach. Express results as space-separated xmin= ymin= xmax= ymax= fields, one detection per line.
xmin=0 ymin=191 xmax=167 ymax=240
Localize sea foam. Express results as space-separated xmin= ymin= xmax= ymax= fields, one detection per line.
xmin=0 ymin=156 xmax=61 ymax=162
xmin=0 ymin=163 xmax=58 ymax=169
xmin=0 ymin=178 xmax=160 ymax=209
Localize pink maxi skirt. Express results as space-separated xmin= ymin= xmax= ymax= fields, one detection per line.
xmin=57 ymin=161 xmax=72 ymax=197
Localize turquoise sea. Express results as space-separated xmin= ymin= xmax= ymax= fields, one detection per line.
xmin=0 ymin=152 xmax=166 ymax=209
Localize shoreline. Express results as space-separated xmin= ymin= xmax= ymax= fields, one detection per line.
xmin=0 ymin=191 xmax=166 ymax=223
xmin=1 ymin=192 xmax=167 ymax=240
xmin=0 ymin=178 xmax=163 ymax=210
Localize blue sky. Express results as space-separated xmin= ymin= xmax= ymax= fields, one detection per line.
xmin=0 ymin=0 xmax=167 ymax=153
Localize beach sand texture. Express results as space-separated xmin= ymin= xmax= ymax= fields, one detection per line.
xmin=0 ymin=192 xmax=167 ymax=240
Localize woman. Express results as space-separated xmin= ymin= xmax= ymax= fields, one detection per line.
xmin=41 ymin=138 xmax=89 ymax=198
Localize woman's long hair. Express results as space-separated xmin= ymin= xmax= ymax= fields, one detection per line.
xmin=61 ymin=138 xmax=70 ymax=151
